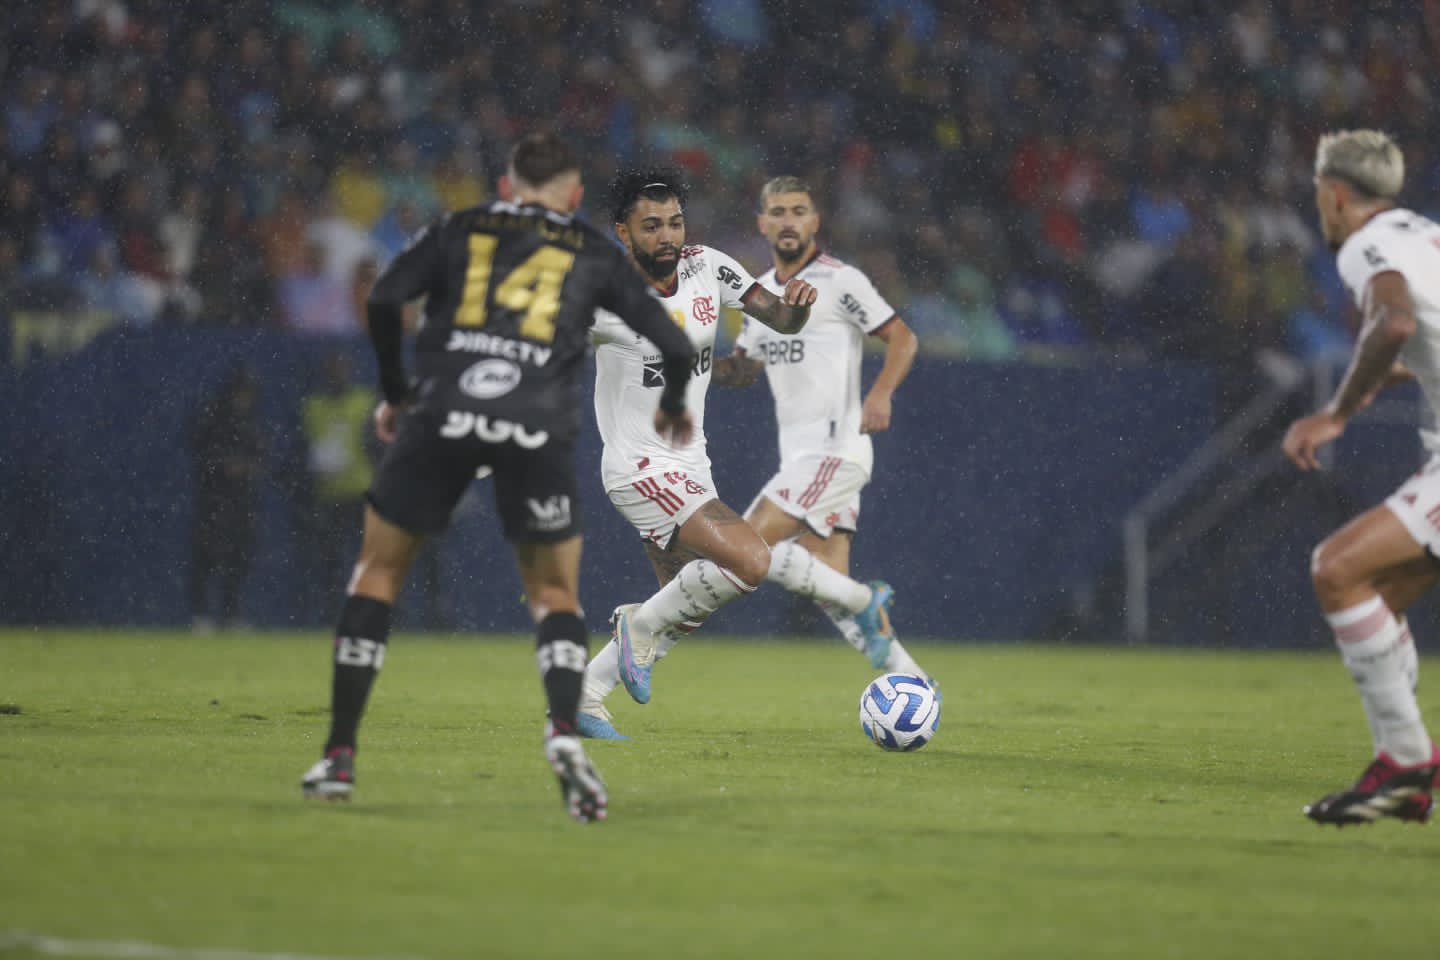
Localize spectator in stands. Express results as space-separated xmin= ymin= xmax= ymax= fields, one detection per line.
xmin=188 ymin=366 xmax=265 ymax=632
xmin=297 ymin=349 xmax=376 ymax=624
xmin=278 ymin=238 xmax=357 ymax=336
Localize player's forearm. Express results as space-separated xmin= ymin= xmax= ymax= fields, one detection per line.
xmin=870 ymin=323 xmax=917 ymax=396
xmin=747 ymin=299 xmax=810 ymax=335
xmin=366 ymin=301 xmax=410 ymax=405
xmin=1329 ymin=314 xmax=1413 ymax=418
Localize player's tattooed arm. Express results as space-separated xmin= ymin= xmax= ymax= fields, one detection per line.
xmin=741 ymin=278 xmax=818 ymax=334
xmin=1330 ymin=271 xmax=1416 ymax=419
xmin=712 ymin=349 xmax=764 ymax=388
xmin=1284 ymin=271 xmax=1415 ymax=470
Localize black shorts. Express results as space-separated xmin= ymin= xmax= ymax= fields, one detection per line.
xmin=366 ymin=407 xmax=580 ymax=542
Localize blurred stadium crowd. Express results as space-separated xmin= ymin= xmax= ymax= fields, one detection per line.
xmin=2 ymin=0 xmax=1434 ymax=363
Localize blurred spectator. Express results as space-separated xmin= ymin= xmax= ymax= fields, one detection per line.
xmin=1 ymin=0 xmax=1419 ymax=365
xmin=188 ymin=366 xmax=265 ymax=631
xmin=298 ymin=350 xmax=376 ymax=623
xmin=278 ymin=239 xmax=358 ymax=335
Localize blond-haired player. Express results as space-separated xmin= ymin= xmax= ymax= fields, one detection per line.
xmin=1284 ymin=129 xmax=1440 ymax=825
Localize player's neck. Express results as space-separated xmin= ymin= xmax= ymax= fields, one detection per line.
xmin=509 ymin=190 xmax=573 ymax=215
xmin=1350 ymin=202 xmax=1396 ymax=234
xmin=773 ymin=245 xmax=819 ymax=284
xmin=644 ymin=270 xmax=679 ymax=298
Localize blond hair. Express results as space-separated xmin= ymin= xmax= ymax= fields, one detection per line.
xmin=1315 ymin=129 xmax=1404 ymax=199
xmin=759 ymin=175 xmax=814 ymax=209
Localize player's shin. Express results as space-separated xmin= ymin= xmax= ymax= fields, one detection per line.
xmin=767 ymin=540 xmax=871 ymax=612
xmin=817 ymin=600 xmax=868 ymax=654
xmin=1327 ymin=596 xmax=1433 ymax=764
xmin=326 ymin=595 xmax=392 ymax=753
xmin=632 ymin=560 xmax=757 ymax=636
xmin=537 ymin=612 xmax=589 ymax=736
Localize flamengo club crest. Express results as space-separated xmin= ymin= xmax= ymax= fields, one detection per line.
xmin=692 ymin=295 xmax=716 ymax=326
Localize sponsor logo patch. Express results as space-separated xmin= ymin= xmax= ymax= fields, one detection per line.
xmin=459 ymin=359 xmax=523 ymax=399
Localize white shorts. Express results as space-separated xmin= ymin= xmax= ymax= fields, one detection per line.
xmin=748 ymin=455 xmax=867 ymax=538
xmin=607 ymin=468 xmax=717 ymax=550
xmin=1385 ymin=455 xmax=1440 ymax=554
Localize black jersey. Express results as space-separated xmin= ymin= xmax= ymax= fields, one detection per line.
xmin=366 ymin=200 xmax=694 ymax=439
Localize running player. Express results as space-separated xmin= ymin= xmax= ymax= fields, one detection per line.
xmin=298 ymin=133 xmax=697 ymax=822
xmin=576 ymin=168 xmax=896 ymax=739
xmin=1283 ymin=129 xmax=1440 ymax=825
xmin=722 ymin=175 xmax=933 ymax=684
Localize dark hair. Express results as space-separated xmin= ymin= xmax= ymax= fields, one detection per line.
xmin=609 ymin=166 xmax=688 ymax=224
xmin=508 ymin=132 xmax=580 ymax=188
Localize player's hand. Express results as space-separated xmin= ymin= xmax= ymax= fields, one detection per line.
xmin=654 ymin=408 xmax=694 ymax=447
xmin=782 ymin=278 xmax=818 ymax=308
xmin=860 ymin=390 xmax=893 ymax=433
xmin=373 ymin=401 xmax=403 ymax=444
xmin=1282 ymin=410 xmax=1346 ymax=471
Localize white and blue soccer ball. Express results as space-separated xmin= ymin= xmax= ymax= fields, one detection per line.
xmin=859 ymin=673 xmax=940 ymax=751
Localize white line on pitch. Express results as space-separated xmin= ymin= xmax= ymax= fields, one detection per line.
xmin=0 ymin=931 xmax=424 ymax=960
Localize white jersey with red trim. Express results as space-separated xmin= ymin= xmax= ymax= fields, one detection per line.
xmin=734 ymin=251 xmax=895 ymax=473
xmin=1336 ymin=208 xmax=1440 ymax=451
xmin=592 ymin=244 xmax=757 ymax=490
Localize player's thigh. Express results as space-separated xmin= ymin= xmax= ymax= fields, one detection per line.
xmin=491 ymin=438 xmax=583 ymax=616
xmin=798 ymin=528 xmax=852 ymax=575
xmin=1313 ymin=502 xmax=1430 ymax=595
xmin=350 ymin=505 xmax=425 ymax=602
xmin=512 ymin=536 xmax=583 ymax=619
xmin=674 ymin=498 xmax=771 ymax=585
xmin=744 ymin=493 xmax=807 ymax=545
xmin=608 ymin=468 xmax=717 ymax=551
xmin=752 ymin=456 xmax=866 ymax=541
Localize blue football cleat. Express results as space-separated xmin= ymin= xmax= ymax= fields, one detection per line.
xmin=855 ymin=581 xmax=895 ymax=670
xmin=576 ymin=706 xmax=630 ymax=741
xmin=613 ymin=604 xmax=656 ymax=705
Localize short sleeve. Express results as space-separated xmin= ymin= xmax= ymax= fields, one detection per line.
xmin=1336 ymin=232 xmax=1399 ymax=308
xmin=837 ymin=265 xmax=897 ymax=334
xmin=709 ymin=247 xmax=758 ymax=310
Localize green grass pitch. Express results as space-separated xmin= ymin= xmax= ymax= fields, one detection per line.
xmin=3 ymin=628 xmax=1439 ymax=960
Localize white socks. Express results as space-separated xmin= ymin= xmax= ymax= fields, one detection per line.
xmin=631 ymin=559 xmax=757 ymax=637
xmin=1327 ymin=596 xmax=1431 ymax=764
xmin=767 ymin=540 xmax=872 ymax=613
xmin=818 ymin=599 xmax=925 ymax=677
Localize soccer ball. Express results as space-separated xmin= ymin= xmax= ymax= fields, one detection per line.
xmin=859 ymin=673 xmax=940 ymax=751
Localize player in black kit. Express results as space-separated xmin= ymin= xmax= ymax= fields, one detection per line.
xmin=300 ymin=132 xmax=696 ymax=823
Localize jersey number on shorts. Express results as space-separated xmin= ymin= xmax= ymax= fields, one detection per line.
xmin=457 ymin=234 xmax=576 ymax=342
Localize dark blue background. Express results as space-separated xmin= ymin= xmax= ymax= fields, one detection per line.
xmin=4 ymin=328 xmax=1422 ymax=646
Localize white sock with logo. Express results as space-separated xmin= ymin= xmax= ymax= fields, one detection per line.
xmin=632 ymin=559 xmax=757 ymax=637
xmin=767 ymin=540 xmax=872 ymax=613
xmin=580 ymin=639 xmax=621 ymax=708
xmin=1326 ymin=596 xmax=1432 ymax=764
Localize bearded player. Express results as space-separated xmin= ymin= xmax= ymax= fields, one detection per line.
xmin=720 ymin=176 xmax=933 ymax=685
xmin=577 ymin=168 xmax=897 ymax=739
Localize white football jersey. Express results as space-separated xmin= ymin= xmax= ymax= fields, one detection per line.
xmin=734 ymin=252 xmax=895 ymax=473
xmin=592 ymin=244 xmax=757 ymax=490
xmin=1337 ymin=208 xmax=1440 ymax=450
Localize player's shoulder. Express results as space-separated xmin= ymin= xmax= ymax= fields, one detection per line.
xmin=801 ymin=251 xmax=864 ymax=283
xmin=1340 ymin=209 xmax=1430 ymax=273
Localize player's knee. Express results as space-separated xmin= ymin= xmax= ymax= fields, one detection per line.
xmin=526 ymin=583 xmax=580 ymax=622
xmin=733 ymin=541 xmax=771 ymax=588
xmin=1310 ymin=540 xmax=1360 ymax=601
